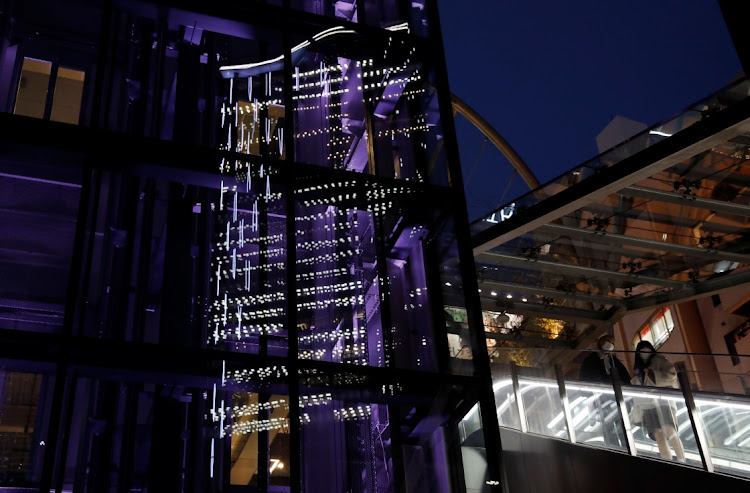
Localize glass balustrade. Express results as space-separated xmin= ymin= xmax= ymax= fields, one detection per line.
xmin=490 ymin=348 xmax=750 ymax=480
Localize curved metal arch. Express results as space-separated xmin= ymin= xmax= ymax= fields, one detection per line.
xmin=451 ymin=93 xmax=540 ymax=189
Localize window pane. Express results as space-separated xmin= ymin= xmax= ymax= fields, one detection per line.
xmin=0 ymin=363 xmax=56 ymax=490
xmin=14 ymin=58 xmax=51 ymax=119
xmin=50 ymin=67 xmax=85 ymax=125
xmin=0 ymin=147 xmax=83 ymax=334
xmin=290 ymin=0 xmax=358 ymax=22
xmin=664 ymin=307 xmax=674 ymax=330
xmin=640 ymin=325 xmax=655 ymax=346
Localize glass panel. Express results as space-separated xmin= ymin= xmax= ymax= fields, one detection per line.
xmin=295 ymin=177 xmax=456 ymax=372
xmin=210 ymin=164 xmax=289 ymax=356
xmin=299 ymin=370 xmax=456 ymax=493
xmin=13 ymin=58 xmax=51 ymax=119
xmin=105 ymin=4 xmax=285 ymax=156
xmin=3 ymin=2 xmax=103 ymax=120
xmin=0 ymin=147 xmax=83 ymax=333
xmin=518 ymin=374 xmax=568 ymax=440
xmin=471 ymin=78 xmax=750 ymax=237
xmin=291 ymin=28 xmax=368 ymax=171
xmin=695 ymin=397 xmax=750 ymax=477
xmin=291 ymin=26 xmax=448 ymax=185
xmin=565 ymin=379 xmax=626 ymax=451
xmin=492 ymin=365 xmax=520 ymax=431
xmin=289 ymin=0 xmax=359 ymax=22
xmin=363 ymin=0 xmax=429 ymax=36
xmin=622 ymin=385 xmax=699 ymax=465
xmin=459 ymin=403 xmax=492 ymax=493
xmin=680 ymin=354 xmax=750 ymax=478
xmin=74 ymin=161 xmax=288 ymax=355
xmin=0 ymin=363 xmax=55 ymax=490
xmin=60 ymin=363 xmax=289 ymax=491
xmin=49 ymin=67 xmax=85 ymax=125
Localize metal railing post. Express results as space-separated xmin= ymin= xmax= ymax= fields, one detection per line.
xmin=610 ymin=368 xmax=637 ymax=456
xmin=554 ymin=364 xmax=576 ymax=443
xmin=678 ymin=371 xmax=714 ymax=472
xmin=509 ymin=361 xmax=527 ymax=433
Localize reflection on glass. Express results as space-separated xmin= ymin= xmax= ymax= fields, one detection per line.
xmin=295 ymin=182 xmax=442 ymax=371
xmin=471 ymin=78 xmax=750 ymax=237
xmin=60 ymin=368 xmax=290 ymax=491
xmin=363 ymin=0 xmax=429 ymax=36
xmin=489 ymin=354 xmax=750 ymax=477
xmin=220 ymin=64 xmax=286 ymax=160
xmin=299 ymin=380 xmax=454 ymax=493
xmin=293 ymin=46 xmax=368 ymax=170
xmin=493 ymin=376 xmax=521 ymax=430
xmin=517 ymin=376 xmax=569 ymax=440
xmin=622 ymin=387 xmax=697 ymax=465
xmin=696 ymin=398 xmax=750 ymax=477
xmin=564 ymin=380 xmax=626 ymax=451
xmin=290 ymin=0 xmax=359 ymax=22
xmin=0 ymin=371 xmax=51 ymax=489
xmin=290 ymin=27 xmax=447 ymax=184
xmin=0 ymin=157 xmax=80 ymax=334
xmin=14 ymin=58 xmax=51 ymax=119
xmin=210 ymin=166 xmax=288 ymax=355
xmin=228 ymin=391 xmax=291 ymax=487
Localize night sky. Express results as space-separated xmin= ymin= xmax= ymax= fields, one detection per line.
xmin=439 ymin=1 xmax=742 ymax=220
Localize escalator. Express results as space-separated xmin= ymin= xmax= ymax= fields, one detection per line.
xmin=489 ymin=369 xmax=750 ymax=491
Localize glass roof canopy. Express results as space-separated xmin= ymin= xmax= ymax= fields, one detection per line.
xmin=469 ymin=78 xmax=750 ymax=346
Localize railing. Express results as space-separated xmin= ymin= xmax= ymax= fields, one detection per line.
xmin=490 ymin=349 xmax=750 ymax=480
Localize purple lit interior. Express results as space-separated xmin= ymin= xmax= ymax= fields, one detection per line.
xmin=0 ymin=0 xmax=472 ymax=491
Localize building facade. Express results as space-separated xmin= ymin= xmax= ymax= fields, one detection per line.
xmin=0 ymin=0 xmax=501 ymax=491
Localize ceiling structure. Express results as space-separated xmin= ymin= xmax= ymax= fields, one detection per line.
xmin=469 ymin=78 xmax=750 ymax=348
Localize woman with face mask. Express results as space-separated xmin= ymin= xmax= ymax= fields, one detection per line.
xmin=631 ymin=340 xmax=685 ymax=462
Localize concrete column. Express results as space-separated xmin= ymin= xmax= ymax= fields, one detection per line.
xmin=674 ymin=300 xmax=722 ymax=392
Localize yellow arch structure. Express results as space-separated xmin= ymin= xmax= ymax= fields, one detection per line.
xmin=450 ymin=93 xmax=540 ymax=189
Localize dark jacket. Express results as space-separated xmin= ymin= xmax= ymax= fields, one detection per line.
xmin=579 ymin=351 xmax=631 ymax=384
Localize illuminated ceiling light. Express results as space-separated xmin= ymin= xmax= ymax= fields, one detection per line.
xmin=521 ymin=298 xmax=528 ymax=302
xmin=490 ymin=291 xmax=498 ymax=297
xmin=445 ymin=282 xmax=452 ymax=287
xmin=506 ymin=294 xmax=513 ymax=299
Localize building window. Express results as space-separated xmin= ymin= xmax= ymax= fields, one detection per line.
xmin=13 ymin=57 xmax=85 ymax=124
xmin=632 ymin=307 xmax=674 ymax=350
xmin=14 ymin=58 xmax=52 ymax=119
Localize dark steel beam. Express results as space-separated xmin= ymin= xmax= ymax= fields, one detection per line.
xmin=540 ymin=223 xmax=750 ymax=265
xmin=479 ymin=297 xmax=612 ymax=325
xmin=479 ymin=279 xmax=622 ymax=307
xmin=477 ymin=251 xmax=688 ymax=289
xmin=623 ymin=268 xmax=750 ymax=313
xmin=620 ymin=185 xmax=750 ymax=218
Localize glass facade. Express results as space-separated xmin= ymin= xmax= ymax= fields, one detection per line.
xmin=0 ymin=1 xmax=499 ymax=492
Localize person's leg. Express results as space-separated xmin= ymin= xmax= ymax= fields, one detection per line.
xmin=663 ymin=425 xmax=685 ymax=461
xmin=652 ymin=429 xmax=672 ymax=460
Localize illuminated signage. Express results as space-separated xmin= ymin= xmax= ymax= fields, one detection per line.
xmin=483 ymin=203 xmax=515 ymax=224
